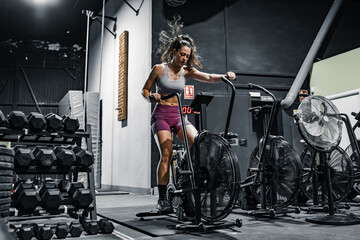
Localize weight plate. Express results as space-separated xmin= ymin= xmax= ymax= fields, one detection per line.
xmin=0 ymin=162 xmax=14 ymax=170
xmin=0 ymin=170 xmax=13 ymax=176
xmin=0 ymin=197 xmax=11 ymax=205
xmin=0 ymin=204 xmax=10 ymax=211
xmin=0 ymin=148 xmax=15 ymax=157
xmin=0 ymin=209 xmax=10 ymax=218
xmin=0 ymin=155 xmax=14 ymax=163
xmin=0 ymin=176 xmax=12 ymax=183
xmin=0 ymin=184 xmax=12 ymax=191
xmin=0 ymin=191 xmax=11 ymax=198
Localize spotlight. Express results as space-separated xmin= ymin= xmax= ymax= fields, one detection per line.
xmin=24 ymin=0 xmax=60 ymax=6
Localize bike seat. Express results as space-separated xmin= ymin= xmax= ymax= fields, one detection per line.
xmin=267 ymin=135 xmax=284 ymax=141
xmin=249 ymin=105 xmax=273 ymax=120
xmin=220 ymin=131 xmax=238 ymax=139
xmin=172 ymin=144 xmax=184 ymax=151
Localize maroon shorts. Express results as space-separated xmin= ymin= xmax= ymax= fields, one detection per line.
xmin=151 ymin=104 xmax=192 ymax=135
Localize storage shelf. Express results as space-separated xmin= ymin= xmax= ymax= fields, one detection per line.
xmin=0 ymin=127 xmax=90 ymax=144
xmin=7 ymin=123 xmax=97 ymax=221
xmin=14 ymin=166 xmax=91 ymax=174
xmin=9 ymin=204 xmax=94 ymax=218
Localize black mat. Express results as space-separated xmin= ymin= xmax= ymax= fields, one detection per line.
xmin=97 ymin=201 xmax=360 ymax=240
xmin=97 ymin=205 xmax=181 ymax=237
xmin=95 ymin=190 xmax=129 ymax=196
xmin=97 ymin=205 xmax=243 ymax=239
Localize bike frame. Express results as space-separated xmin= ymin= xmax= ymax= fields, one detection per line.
xmin=248 ymin=83 xmax=277 ymax=210
xmin=163 ymin=76 xmax=237 ymax=224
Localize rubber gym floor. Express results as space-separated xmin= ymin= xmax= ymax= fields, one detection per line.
xmin=8 ymin=192 xmax=360 ymax=239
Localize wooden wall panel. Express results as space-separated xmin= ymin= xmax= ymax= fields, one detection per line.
xmin=118 ymin=31 xmax=129 ymax=121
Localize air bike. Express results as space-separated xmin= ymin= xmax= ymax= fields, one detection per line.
xmin=136 ymin=76 xmax=242 ymax=232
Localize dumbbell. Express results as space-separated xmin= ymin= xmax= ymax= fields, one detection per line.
xmin=98 ymin=218 xmax=115 ymax=234
xmin=32 ymin=146 xmax=56 ymax=167
xmin=59 ymin=180 xmax=94 ymax=208
xmin=27 ymin=112 xmax=46 ymax=132
xmin=45 ymin=113 xmax=64 ymax=131
xmin=63 ymin=115 xmax=80 ymax=133
xmin=11 ymin=224 xmax=53 ymax=240
xmin=10 ymin=224 xmax=34 ymax=240
xmin=8 ymin=110 xmax=27 ymax=130
xmin=13 ymin=145 xmax=35 ymax=167
xmin=32 ymin=224 xmax=53 ymax=240
xmin=72 ymin=146 xmax=94 ymax=167
xmin=80 ymin=217 xmax=100 ymax=235
xmin=38 ymin=181 xmax=63 ymax=211
xmin=57 ymin=179 xmax=73 ymax=205
xmin=53 ymin=146 xmax=76 ymax=167
xmin=11 ymin=181 xmax=40 ymax=212
xmin=44 ymin=222 xmax=70 ymax=239
xmin=69 ymin=221 xmax=83 ymax=237
xmin=0 ymin=110 xmax=9 ymax=127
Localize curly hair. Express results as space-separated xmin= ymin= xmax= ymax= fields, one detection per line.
xmin=157 ymin=15 xmax=202 ymax=69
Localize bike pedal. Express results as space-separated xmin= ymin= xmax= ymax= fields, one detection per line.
xmin=177 ymin=170 xmax=192 ymax=175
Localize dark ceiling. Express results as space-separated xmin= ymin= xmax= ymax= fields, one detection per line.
xmin=0 ymin=0 xmax=105 ymax=46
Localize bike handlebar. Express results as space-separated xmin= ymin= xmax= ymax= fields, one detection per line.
xmin=248 ymin=83 xmax=276 ymax=102
xmin=352 ymin=111 xmax=360 ymax=121
xmin=149 ymin=75 xmax=236 ymax=139
xmin=221 ymin=75 xmax=236 ymax=139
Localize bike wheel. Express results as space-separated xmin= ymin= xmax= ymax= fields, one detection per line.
xmin=248 ymin=137 xmax=302 ymax=208
xmin=345 ymin=143 xmax=360 ymax=199
xmin=185 ymin=132 xmax=241 ymax=222
xmin=300 ymin=146 xmax=354 ymax=203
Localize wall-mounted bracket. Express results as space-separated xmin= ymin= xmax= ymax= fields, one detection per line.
xmin=123 ymin=0 xmax=144 ymax=16
xmin=82 ymin=10 xmax=117 ymax=38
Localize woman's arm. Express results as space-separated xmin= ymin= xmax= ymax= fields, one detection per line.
xmin=142 ymin=64 xmax=163 ymax=102
xmin=188 ymin=68 xmax=236 ymax=83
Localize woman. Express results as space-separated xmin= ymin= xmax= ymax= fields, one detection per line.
xmin=142 ymin=16 xmax=235 ymax=213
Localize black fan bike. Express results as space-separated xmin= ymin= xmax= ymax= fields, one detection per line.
xmin=295 ymin=95 xmax=360 ymax=225
xmin=243 ymin=83 xmax=302 ymax=218
xmin=297 ymin=107 xmax=358 ymax=208
xmin=298 ymin=114 xmax=355 ymax=208
xmin=137 ymin=76 xmax=242 ymax=231
xmin=343 ymin=111 xmax=360 ymax=201
xmin=298 ymin=111 xmax=360 ymax=207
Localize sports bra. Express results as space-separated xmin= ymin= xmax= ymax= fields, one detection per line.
xmin=156 ymin=63 xmax=185 ymax=95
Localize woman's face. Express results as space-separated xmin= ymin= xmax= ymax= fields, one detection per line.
xmin=173 ymin=46 xmax=191 ymax=67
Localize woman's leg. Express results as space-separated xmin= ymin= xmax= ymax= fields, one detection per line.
xmin=153 ymin=130 xmax=174 ymax=213
xmin=153 ymin=130 xmax=173 ymax=185
xmin=176 ymin=124 xmax=198 ymax=147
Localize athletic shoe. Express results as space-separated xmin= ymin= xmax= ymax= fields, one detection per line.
xmin=157 ymin=198 xmax=173 ymax=214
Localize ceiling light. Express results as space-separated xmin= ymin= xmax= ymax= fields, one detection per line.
xmin=24 ymin=0 xmax=60 ymax=6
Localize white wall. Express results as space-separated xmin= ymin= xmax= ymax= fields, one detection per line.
xmin=327 ymin=89 xmax=360 ymax=150
xmin=87 ymin=0 xmax=152 ymax=193
xmin=310 ymin=47 xmax=360 ymax=96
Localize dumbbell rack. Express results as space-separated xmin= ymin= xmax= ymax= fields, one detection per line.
xmin=0 ymin=124 xmax=97 ymax=221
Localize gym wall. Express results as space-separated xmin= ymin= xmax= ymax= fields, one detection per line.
xmin=0 ymin=0 xmax=359 ymax=194
xmin=310 ymin=47 xmax=360 ymax=96
xmin=9 ymin=0 xmax=354 ymax=193
xmin=150 ymin=0 xmax=360 ymax=186
xmin=87 ymin=0 xmax=153 ymax=193
xmin=0 ymin=59 xmax=84 ymax=116
xmin=327 ymin=89 xmax=360 ymax=149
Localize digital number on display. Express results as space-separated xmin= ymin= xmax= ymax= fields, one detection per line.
xmin=182 ymin=106 xmax=196 ymax=114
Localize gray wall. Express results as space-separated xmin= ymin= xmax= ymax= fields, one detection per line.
xmin=87 ymin=0 xmax=153 ymax=193
xmin=150 ymin=0 xmax=360 ymax=184
xmin=1 ymin=0 xmax=359 ymax=192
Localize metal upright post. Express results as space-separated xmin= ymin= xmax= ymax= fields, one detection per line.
xmin=86 ymin=124 xmax=97 ymax=220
